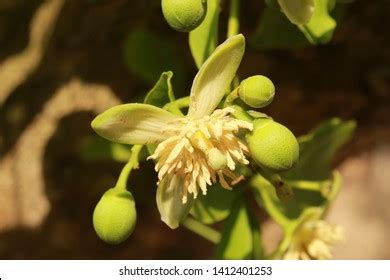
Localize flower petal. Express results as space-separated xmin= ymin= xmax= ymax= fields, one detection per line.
xmin=156 ymin=175 xmax=193 ymax=229
xmin=278 ymin=0 xmax=314 ymax=25
xmin=91 ymin=103 xmax=179 ymax=145
xmin=188 ymin=34 xmax=245 ymax=119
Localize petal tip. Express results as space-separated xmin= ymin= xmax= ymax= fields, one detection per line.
xmin=161 ymin=217 xmax=179 ymax=229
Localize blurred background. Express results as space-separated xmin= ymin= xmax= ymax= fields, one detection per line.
xmin=0 ymin=0 xmax=389 ymax=259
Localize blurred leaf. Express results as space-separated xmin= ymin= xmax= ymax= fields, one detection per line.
xmin=265 ymin=0 xmax=280 ymax=9
xmin=251 ymin=174 xmax=326 ymax=225
xmin=190 ymin=183 xmax=239 ymax=224
xmin=144 ymin=71 xmax=175 ymax=107
xmin=250 ymin=6 xmax=309 ymax=50
xmin=300 ymin=0 xmax=337 ymax=44
xmin=284 ymin=118 xmax=356 ymax=181
xmin=81 ymin=136 xmax=131 ymax=162
xmin=189 ymin=0 xmax=220 ymax=68
xmin=215 ymin=198 xmax=262 ymax=259
xmin=123 ymin=28 xmax=187 ymax=87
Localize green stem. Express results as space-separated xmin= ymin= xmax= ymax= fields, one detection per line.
xmin=223 ymin=87 xmax=239 ymax=106
xmin=115 ymin=145 xmax=143 ymax=191
xmin=229 ymin=105 xmax=253 ymax=122
xmin=250 ymin=175 xmax=289 ymax=228
xmin=182 ymin=217 xmax=221 ymax=244
xmin=227 ymin=0 xmax=240 ymax=38
xmin=323 ymin=171 xmax=342 ymax=216
xmin=270 ymin=225 xmax=296 ymax=259
xmin=163 ymin=97 xmax=190 ymax=116
xmin=166 ymin=96 xmax=190 ymax=109
xmin=285 ymin=179 xmax=327 ymax=192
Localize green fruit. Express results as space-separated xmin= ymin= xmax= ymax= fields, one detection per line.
xmin=239 ymin=75 xmax=275 ymax=108
xmin=93 ymin=188 xmax=136 ymax=244
xmin=161 ymin=0 xmax=207 ymax=32
xmin=246 ymin=118 xmax=299 ymax=172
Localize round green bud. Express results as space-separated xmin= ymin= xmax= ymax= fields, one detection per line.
xmin=239 ymin=75 xmax=275 ymax=108
xmin=161 ymin=0 xmax=207 ymax=32
xmin=93 ymin=188 xmax=136 ymax=245
xmin=246 ymin=118 xmax=299 ymax=172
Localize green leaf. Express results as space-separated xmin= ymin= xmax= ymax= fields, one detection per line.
xmin=300 ymin=0 xmax=337 ymax=44
xmin=144 ymin=71 xmax=175 ymax=107
xmin=123 ymin=28 xmax=187 ymax=87
xmin=143 ymin=72 xmax=175 ymax=156
xmin=284 ymin=118 xmax=356 ymax=181
xmin=250 ymin=6 xmax=309 ymax=50
xmin=215 ymin=198 xmax=262 ymax=259
xmin=189 ymin=0 xmax=220 ymax=68
xmin=190 ymin=183 xmax=239 ymax=224
xmin=80 ymin=136 xmax=131 ymax=162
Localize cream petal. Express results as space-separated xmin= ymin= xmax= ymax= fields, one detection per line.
xmin=156 ymin=175 xmax=193 ymax=229
xmin=187 ymin=34 xmax=245 ymax=119
xmin=91 ymin=103 xmax=180 ymax=145
xmin=278 ymin=0 xmax=315 ymax=25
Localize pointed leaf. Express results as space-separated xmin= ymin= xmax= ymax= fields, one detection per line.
xmin=188 ymin=34 xmax=245 ymax=119
xmin=144 ymin=71 xmax=175 ymax=107
xmin=92 ymin=104 xmax=179 ymax=145
xmin=189 ymin=0 xmax=220 ymax=68
xmin=284 ymin=118 xmax=356 ymax=181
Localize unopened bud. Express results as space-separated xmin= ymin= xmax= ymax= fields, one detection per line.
xmin=161 ymin=0 xmax=207 ymax=32
xmin=246 ymin=118 xmax=299 ymax=172
xmin=277 ymin=0 xmax=315 ymax=25
xmin=239 ymin=75 xmax=275 ymax=109
xmin=93 ymin=188 xmax=136 ymax=245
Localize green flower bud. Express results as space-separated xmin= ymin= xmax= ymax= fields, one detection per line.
xmin=246 ymin=118 xmax=299 ymax=172
xmin=277 ymin=0 xmax=314 ymax=25
xmin=93 ymin=188 xmax=136 ymax=245
xmin=161 ymin=0 xmax=207 ymax=32
xmin=239 ymin=75 xmax=275 ymax=108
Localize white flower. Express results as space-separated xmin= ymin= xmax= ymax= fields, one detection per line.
xmin=92 ymin=34 xmax=253 ymax=228
xmin=284 ymin=219 xmax=344 ymax=260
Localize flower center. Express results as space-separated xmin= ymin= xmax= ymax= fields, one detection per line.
xmin=148 ymin=107 xmax=253 ymax=203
